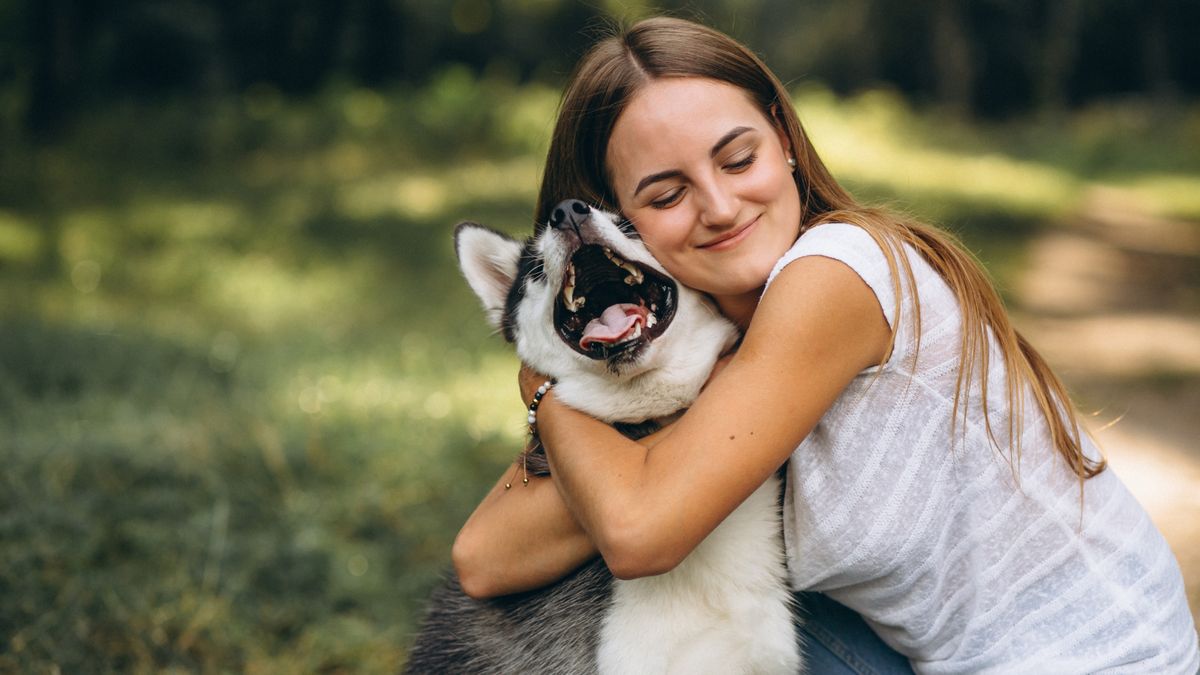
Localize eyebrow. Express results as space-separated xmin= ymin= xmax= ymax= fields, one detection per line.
xmin=632 ymin=126 xmax=756 ymax=197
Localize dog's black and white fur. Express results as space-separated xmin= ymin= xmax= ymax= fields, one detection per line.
xmin=405 ymin=200 xmax=800 ymax=674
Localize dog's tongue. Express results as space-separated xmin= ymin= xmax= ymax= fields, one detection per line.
xmin=580 ymin=303 xmax=647 ymax=350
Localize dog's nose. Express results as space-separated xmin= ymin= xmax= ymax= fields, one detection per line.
xmin=549 ymin=199 xmax=590 ymax=232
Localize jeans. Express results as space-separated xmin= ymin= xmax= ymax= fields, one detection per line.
xmin=795 ymin=592 xmax=914 ymax=675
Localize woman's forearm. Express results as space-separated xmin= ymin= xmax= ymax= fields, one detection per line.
xmin=452 ymin=459 xmax=597 ymax=599
xmin=537 ymin=258 xmax=892 ymax=580
xmin=537 ymin=398 xmax=672 ymax=578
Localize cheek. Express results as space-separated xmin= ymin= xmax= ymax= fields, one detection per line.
xmin=631 ymin=212 xmax=691 ymax=259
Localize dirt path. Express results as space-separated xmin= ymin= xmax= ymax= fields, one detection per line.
xmin=1013 ymin=187 xmax=1200 ymax=625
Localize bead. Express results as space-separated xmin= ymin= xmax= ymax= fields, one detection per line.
xmin=524 ymin=379 xmax=556 ymax=439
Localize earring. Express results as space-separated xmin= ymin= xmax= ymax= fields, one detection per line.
xmin=787 ymin=157 xmax=797 ymax=170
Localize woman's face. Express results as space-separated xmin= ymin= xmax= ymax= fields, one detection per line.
xmin=606 ymin=77 xmax=802 ymax=302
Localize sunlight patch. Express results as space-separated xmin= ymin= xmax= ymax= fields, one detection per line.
xmin=0 ymin=211 xmax=40 ymax=263
xmin=336 ymin=157 xmax=539 ymax=221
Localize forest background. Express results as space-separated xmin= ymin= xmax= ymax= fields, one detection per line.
xmin=2 ymin=0 xmax=1198 ymax=671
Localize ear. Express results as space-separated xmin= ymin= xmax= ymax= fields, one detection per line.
xmin=454 ymin=222 xmax=525 ymax=330
xmin=768 ymin=103 xmax=795 ymax=161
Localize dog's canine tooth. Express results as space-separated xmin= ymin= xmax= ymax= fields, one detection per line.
xmin=563 ymin=263 xmax=586 ymax=311
xmin=562 ymin=282 xmax=587 ymax=312
xmin=605 ymin=248 xmax=644 ymax=284
xmin=646 ymin=313 xmax=657 ymax=328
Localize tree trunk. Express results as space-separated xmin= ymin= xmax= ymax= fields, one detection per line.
xmin=932 ymin=0 xmax=974 ymax=118
xmin=1037 ymin=0 xmax=1082 ymax=115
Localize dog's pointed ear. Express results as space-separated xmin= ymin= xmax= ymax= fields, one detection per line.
xmin=455 ymin=222 xmax=524 ymax=330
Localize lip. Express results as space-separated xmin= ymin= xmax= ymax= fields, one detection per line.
xmin=697 ymin=215 xmax=759 ymax=251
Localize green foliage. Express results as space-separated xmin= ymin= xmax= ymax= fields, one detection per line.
xmin=1 ymin=70 xmax=1197 ymax=672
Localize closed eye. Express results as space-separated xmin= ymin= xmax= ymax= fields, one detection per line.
xmin=649 ymin=187 xmax=684 ymax=210
xmin=648 ymin=152 xmax=757 ymax=209
xmin=725 ymin=151 xmax=757 ymax=172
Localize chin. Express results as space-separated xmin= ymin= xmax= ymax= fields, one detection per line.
xmin=722 ymin=255 xmax=778 ymax=293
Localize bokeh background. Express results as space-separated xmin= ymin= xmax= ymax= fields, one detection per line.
xmin=2 ymin=0 xmax=1198 ymax=671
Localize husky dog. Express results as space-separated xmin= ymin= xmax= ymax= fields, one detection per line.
xmin=405 ymin=199 xmax=800 ymax=674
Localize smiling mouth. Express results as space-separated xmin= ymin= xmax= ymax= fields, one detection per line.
xmin=553 ymin=245 xmax=677 ymax=362
xmin=699 ymin=215 xmax=758 ymax=249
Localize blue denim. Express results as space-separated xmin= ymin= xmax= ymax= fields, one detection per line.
xmin=795 ymin=592 xmax=914 ymax=675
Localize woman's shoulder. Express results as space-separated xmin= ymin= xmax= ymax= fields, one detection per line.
xmin=749 ymin=230 xmax=893 ymax=375
xmin=765 ymin=221 xmax=904 ymax=331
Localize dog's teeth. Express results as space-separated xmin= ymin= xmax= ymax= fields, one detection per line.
xmin=646 ymin=313 xmax=657 ymax=328
xmin=650 ymin=303 xmax=657 ymax=311
xmin=562 ymin=283 xmax=586 ymax=312
xmin=602 ymin=247 xmax=643 ymax=285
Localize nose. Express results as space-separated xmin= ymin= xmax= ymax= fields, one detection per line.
xmin=549 ymin=199 xmax=590 ymax=232
xmin=697 ymin=182 xmax=738 ymax=228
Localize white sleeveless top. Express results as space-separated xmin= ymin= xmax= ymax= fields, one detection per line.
xmin=766 ymin=223 xmax=1199 ymax=674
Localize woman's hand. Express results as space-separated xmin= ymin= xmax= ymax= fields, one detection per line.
xmin=519 ymin=363 xmax=553 ymax=408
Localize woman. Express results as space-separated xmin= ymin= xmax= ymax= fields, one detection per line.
xmin=452 ymin=16 xmax=1199 ymax=673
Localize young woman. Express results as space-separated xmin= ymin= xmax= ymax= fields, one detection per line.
xmin=452 ymin=16 xmax=1200 ymax=673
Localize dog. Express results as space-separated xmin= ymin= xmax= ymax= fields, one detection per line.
xmin=405 ymin=199 xmax=800 ymax=674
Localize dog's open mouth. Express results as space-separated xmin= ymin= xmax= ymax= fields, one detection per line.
xmin=553 ymin=245 xmax=676 ymax=361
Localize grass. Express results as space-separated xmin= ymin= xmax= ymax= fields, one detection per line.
xmin=1 ymin=70 xmax=1197 ymax=672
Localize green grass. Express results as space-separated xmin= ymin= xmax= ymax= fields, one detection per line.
xmin=1 ymin=71 xmax=1197 ymax=672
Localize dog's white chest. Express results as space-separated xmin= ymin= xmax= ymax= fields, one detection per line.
xmin=597 ymin=475 xmax=800 ymax=675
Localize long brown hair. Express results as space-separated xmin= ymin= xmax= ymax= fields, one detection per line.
xmin=537 ymin=16 xmax=1104 ymax=481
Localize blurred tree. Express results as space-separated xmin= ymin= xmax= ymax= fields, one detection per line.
xmin=1036 ymin=0 xmax=1082 ymax=115
xmin=1142 ymin=0 xmax=1177 ymax=107
xmin=932 ymin=0 xmax=974 ymax=118
xmin=4 ymin=0 xmax=1199 ymax=140
xmin=24 ymin=0 xmax=83 ymax=139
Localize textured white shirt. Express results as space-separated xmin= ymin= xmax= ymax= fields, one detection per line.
xmin=767 ymin=223 xmax=1199 ymax=674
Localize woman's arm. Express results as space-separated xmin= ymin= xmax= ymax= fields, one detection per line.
xmin=538 ymin=256 xmax=891 ymax=579
xmin=452 ymin=393 xmax=680 ymax=599
xmin=452 ymin=464 xmax=597 ymax=599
